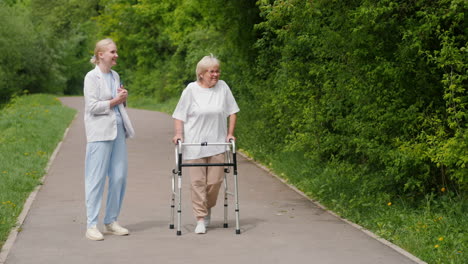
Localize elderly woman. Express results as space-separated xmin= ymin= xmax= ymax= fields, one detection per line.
xmin=172 ymin=55 xmax=240 ymax=234
xmin=83 ymin=38 xmax=135 ymax=241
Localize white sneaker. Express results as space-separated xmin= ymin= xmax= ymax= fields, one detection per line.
xmin=195 ymin=220 xmax=206 ymax=234
xmin=86 ymin=226 xmax=104 ymax=241
xmin=204 ymin=209 xmax=211 ymax=227
xmin=105 ymin=222 xmax=129 ymax=236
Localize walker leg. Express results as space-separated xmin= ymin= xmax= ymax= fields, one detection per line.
xmin=233 ymin=152 xmax=241 ymax=234
xmin=170 ymin=172 xmax=175 ymax=229
xmin=223 ymin=171 xmax=228 ymax=228
xmin=234 ymin=171 xmax=240 ymax=234
xmin=177 ymin=173 xmax=182 ymax=236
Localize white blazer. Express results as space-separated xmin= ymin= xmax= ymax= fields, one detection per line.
xmin=83 ymin=66 xmax=135 ymax=142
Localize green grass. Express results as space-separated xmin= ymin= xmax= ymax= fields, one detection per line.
xmin=0 ymin=94 xmax=76 ymax=249
xmin=240 ymin=150 xmax=467 ymax=264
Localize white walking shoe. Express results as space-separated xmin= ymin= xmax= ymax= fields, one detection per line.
xmin=195 ymin=220 xmax=206 ymax=234
xmin=86 ymin=226 xmax=104 ymax=241
xmin=105 ymin=222 xmax=129 ymax=236
xmin=204 ymin=209 xmax=211 ymax=227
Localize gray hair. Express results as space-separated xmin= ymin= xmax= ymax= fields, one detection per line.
xmin=196 ymin=54 xmax=220 ymax=81
xmin=90 ymin=38 xmax=115 ymax=65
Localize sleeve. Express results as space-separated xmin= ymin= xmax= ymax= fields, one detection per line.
xmin=84 ymin=73 xmax=111 ymax=115
xmin=224 ymin=83 xmax=240 ymax=117
xmin=172 ymin=87 xmax=191 ymax=122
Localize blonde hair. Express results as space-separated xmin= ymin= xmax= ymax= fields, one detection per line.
xmin=90 ymin=38 xmax=115 ymax=65
xmin=196 ymin=54 xmax=220 ymax=81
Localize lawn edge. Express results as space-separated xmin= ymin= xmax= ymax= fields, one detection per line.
xmin=0 ymin=113 xmax=77 ymax=264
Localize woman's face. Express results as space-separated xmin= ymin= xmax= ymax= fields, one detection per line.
xmin=200 ymin=65 xmax=220 ymax=88
xmin=99 ymin=43 xmax=118 ymax=68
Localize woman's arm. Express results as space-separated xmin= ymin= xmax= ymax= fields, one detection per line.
xmin=84 ymin=76 xmax=110 ymax=115
xmin=172 ymin=119 xmax=184 ymax=144
xmin=84 ymin=74 xmax=127 ymax=114
xmin=226 ymin=113 xmax=237 ymax=142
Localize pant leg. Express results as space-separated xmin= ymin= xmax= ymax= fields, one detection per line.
xmin=188 ymin=157 xmax=208 ymax=218
xmin=206 ymin=153 xmax=225 ymax=209
xmin=188 ymin=153 xmax=225 ymax=218
xmin=104 ymin=123 xmax=128 ymax=225
xmin=85 ymin=140 xmax=113 ymax=228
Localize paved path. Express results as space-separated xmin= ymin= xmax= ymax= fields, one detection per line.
xmin=1 ymin=97 xmax=423 ymax=264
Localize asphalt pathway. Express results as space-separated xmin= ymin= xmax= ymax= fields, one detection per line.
xmin=1 ymin=97 xmax=424 ymax=264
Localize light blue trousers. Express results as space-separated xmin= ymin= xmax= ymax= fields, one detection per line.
xmin=85 ymin=122 xmax=127 ymax=228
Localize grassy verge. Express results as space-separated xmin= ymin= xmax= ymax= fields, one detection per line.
xmin=240 ymin=150 xmax=467 ymax=264
xmin=0 ymin=94 xmax=76 ymax=249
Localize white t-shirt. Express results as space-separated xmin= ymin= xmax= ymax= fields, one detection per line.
xmin=172 ymin=80 xmax=240 ymax=160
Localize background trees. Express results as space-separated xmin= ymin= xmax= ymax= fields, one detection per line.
xmin=94 ymin=0 xmax=259 ymax=102
xmin=0 ymin=0 xmax=99 ymax=103
xmin=250 ymin=0 xmax=467 ymax=196
xmin=3 ymin=0 xmax=465 ymax=196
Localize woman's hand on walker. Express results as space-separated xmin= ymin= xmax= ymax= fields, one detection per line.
xmin=172 ymin=135 xmax=183 ymax=144
xmin=226 ymin=135 xmax=236 ymax=142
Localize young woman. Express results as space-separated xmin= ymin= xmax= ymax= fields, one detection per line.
xmin=83 ymin=38 xmax=135 ymax=241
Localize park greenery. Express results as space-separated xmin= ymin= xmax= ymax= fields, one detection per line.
xmin=0 ymin=0 xmax=466 ymax=263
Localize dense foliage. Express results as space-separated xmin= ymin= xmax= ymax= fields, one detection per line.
xmin=94 ymin=0 xmax=260 ymax=102
xmin=91 ymin=0 xmax=467 ymax=197
xmin=0 ymin=0 xmax=99 ymax=103
xmin=251 ymin=0 xmax=467 ymax=196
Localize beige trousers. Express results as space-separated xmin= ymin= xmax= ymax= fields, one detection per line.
xmin=187 ymin=153 xmax=225 ymax=218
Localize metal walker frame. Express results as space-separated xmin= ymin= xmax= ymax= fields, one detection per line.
xmin=170 ymin=140 xmax=241 ymax=235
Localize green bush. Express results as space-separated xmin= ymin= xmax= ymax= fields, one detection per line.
xmin=251 ymin=0 xmax=467 ymax=195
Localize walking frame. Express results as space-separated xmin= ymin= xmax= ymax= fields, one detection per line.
xmin=170 ymin=139 xmax=241 ymax=236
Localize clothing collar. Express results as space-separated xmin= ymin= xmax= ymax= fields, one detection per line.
xmin=94 ymin=65 xmax=114 ymax=79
